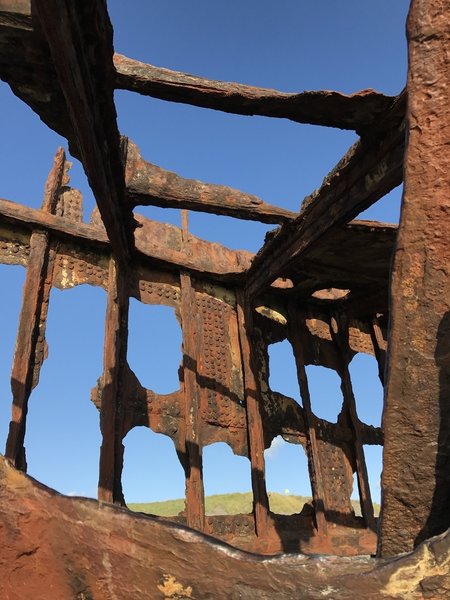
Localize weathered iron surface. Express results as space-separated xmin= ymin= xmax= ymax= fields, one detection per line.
xmin=33 ymin=0 xmax=134 ymax=265
xmin=378 ymin=0 xmax=450 ymax=557
xmin=0 ymin=457 xmax=449 ymax=600
xmin=114 ymin=53 xmax=396 ymax=134
xmin=180 ymin=269 xmax=206 ymax=531
xmin=124 ymin=138 xmax=297 ymax=224
xmin=236 ymin=291 xmax=271 ymax=538
xmin=0 ymin=197 xmax=252 ymax=280
xmin=245 ymin=93 xmax=405 ymax=299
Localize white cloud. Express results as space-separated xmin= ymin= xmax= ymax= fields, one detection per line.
xmin=264 ymin=436 xmax=285 ymax=459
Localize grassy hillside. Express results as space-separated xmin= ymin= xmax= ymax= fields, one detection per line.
xmin=129 ymin=492 xmax=379 ymax=517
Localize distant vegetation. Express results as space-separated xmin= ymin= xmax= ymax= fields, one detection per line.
xmin=129 ymin=492 xmax=380 ymax=517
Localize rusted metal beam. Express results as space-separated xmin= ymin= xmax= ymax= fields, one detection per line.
xmin=5 ymin=148 xmax=68 ymax=470
xmin=98 ymin=257 xmax=129 ymax=505
xmin=2 ymin=454 xmax=450 ymax=598
xmin=378 ymin=0 xmax=450 ymax=557
xmin=114 ymin=53 xmax=396 ymax=133
xmin=288 ymin=311 xmax=328 ymax=534
xmin=330 ymin=315 xmax=376 ymax=531
xmin=180 ymin=272 xmax=206 ymax=531
xmin=179 ymin=210 xmax=206 ymax=531
xmin=245 ymin=92 xmax=406 ymax=300
xmin=33 ymin=0 xmax=134 ymax=265
xmin=369 ymin=316 xmax=386 ymax=385
xmin=0 ymin=198 xmax=253 ymax=280
xmin=125 ymin=139 xmax=296 ymax=224
xmin=236 ymin=292 xmax=270 ymax=538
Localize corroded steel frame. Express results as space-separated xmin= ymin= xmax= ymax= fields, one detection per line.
xmin=0 ymin=0 xmax=448 ymax=586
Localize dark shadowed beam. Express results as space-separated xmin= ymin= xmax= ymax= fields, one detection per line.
xmin=279 ymin=221 xmax=397 ymax=302
xmin=288 ymin=310 xmax=328 ymax=535
xmin=245 ymin=91 xmax=406 ymax=301
xmin=33 ymin=0 xmax=134 ymax=265
xmin=236 ymin=292 xmax=270 ymax=538
xmin=369 ymin=316 xmax=387 ymax=386
xmin=330 ymin=314 xmax=376 ymax=532
xmin=0 ymin=2 xmax=78 ymax=149
xmin=114 ymin=53 xmax=396 ymax=134
xmin=179 ymin=212 xmax=206 ymax=531
xmin=98 ymin=257 xmax=129 ymax=505
xmin=124 ymin=139 xmax=297 ymax=224
xmin=378 ymin=0 xmax=450 ymax=557
xmin=2 ymin=455 xmax=450 ymax=599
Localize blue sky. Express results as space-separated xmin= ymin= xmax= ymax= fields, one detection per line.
xmin=0 ymin=1 xmax=409 ymax=506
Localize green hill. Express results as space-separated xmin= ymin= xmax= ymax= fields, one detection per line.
xmin=129 ymin=492 xmax=379 ymax=517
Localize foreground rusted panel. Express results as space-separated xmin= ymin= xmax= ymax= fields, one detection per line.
xmin=0 ymin=457 xmax=449 ymax=600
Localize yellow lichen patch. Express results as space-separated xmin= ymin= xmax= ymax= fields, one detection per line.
xmin=381 ymin=544 xmax=450 ymax=598
xmin=255 ymin=304 xmax=287 ymax=325
xmin=198 ymin=283 xmax=236 ymax=306
xmin=157 ymin=574 xmax=193 ymax=599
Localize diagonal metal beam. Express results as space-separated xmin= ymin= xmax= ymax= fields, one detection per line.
xmin=245 ymin=91 xmax=406 ymax=301
xmin=33 ymin=0 xmax=134 ymax=265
